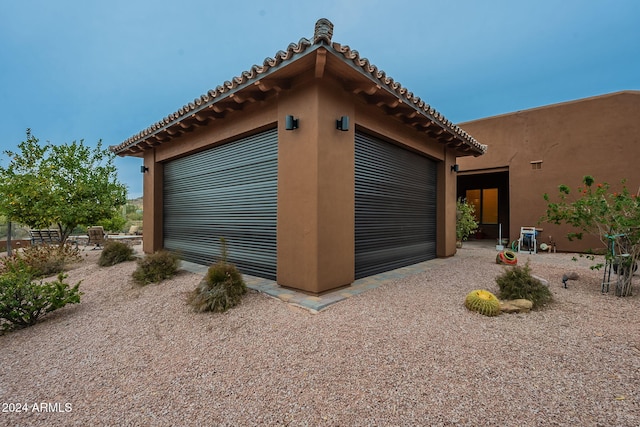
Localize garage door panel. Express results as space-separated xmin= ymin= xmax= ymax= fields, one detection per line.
xmin=164 ymin=162 xmax=276 ymax=193
xmin=355 ymin=132 xmax=437 ymax=279
xmin=163 ymin=128 xmax=277 ymax=279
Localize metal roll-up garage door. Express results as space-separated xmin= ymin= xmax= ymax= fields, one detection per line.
xmin=163 ymin=128 xmax=277 ymax=279
xmin=355 ymin=132 xmax=437 ymax=279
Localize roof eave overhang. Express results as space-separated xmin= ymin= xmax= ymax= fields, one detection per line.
xmin=110 ymin=42 xmax=325 ymax=157
xmin=111 ymin=19 xmax=486 ymax=158
xmin=324 ymin=46 xmax=485 ymax=157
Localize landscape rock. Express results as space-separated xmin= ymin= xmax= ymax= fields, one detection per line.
xmin=500 ymin=298 xmax=534 ymax=314
xmin=561 ymin=272 xmax=580 ymax=288
xmin=532 ymin=275 xmax=549 ymax=286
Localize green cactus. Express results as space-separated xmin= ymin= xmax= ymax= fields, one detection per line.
xmin=464 ymin=289 xmax=501 ymax=317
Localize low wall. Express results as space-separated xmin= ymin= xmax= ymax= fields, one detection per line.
xmin=0 ymin=239 xmax=31 ymax=253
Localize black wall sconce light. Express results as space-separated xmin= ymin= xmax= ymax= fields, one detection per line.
xmin=285 ymin=115 xmax=299 ymax=130
xmin=336 ymin=116 xmax=349 ymax=131
xmin=140 ymin=165 xmax=149 ymax=173
xmin=451 ymin=164 xmax=460 ymax=173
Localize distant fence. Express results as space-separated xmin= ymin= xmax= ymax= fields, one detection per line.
xmin=1 ymin=219 xmax=144 ymax=253
xmin=0 ymin=221 xmax=31 ymax=253
xmin=0 ymin=220 xmax=30 ymax=241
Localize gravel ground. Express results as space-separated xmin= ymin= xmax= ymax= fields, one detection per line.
xmin=1 ymin=243 xmax=639 ymax=426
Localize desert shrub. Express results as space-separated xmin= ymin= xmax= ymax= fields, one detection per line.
xmin=456 ymin=198 xmax=479 ymax=242
xmin=131 ymin=250 xmax=180 ymax=286
xmin=542 ymin=176 xmax=640 ymax=297
xmin=0 ymin=271 xmax=82 ymax=332
xmin=188 ymin=238 xmax=246 ymax=313
xmin=98 ymin=240 xmax=135 ymax=267
xmin=0 ymin=255 xmax=30 ymax=277
xmin=0 ymin=244 xmax=81 ymax=278
xmin=188 ymin=261 xmax=247 ymax=313
xmin=496 ymin=261 xmax=553 ymax=308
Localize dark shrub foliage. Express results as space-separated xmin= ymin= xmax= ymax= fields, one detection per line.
xmin=131 ymin=250 xmax=180 ymax=286
xmin=0 ymin=244 xmax=81 ymax=278
xmin=188 ymin=261 xmax=247 ymax=313
xmin=0 ymin=271 xmax=82 ymax=332
xmin=496 ymin=261 xmax=553 ymax=308
xmin=98 ymin=240 xmax=135 ymax=267
xmin=188 ymin=238 xmax=246 ymax=313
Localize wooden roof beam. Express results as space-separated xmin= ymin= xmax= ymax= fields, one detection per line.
xmin=137 ymin=140 xmax=152 ymax=149
xmin=234 ymin=90 xmax=266 ymax=104
xmin=254 ymin=79 xmax=290 ymax=93
xmin=211 ymin=103 xmax=236 ymax=113
xmin=386 ymin=99 xmax=401 ymax=109
xmin=400 ymin=109 xmax=426 ymax=125
xmin=147 ymin=135 xmax=166 ymax=144
xmin=411 ymin=120 xmax=434 ymax=130
xmin=202 ymin=107 xmax=226 ymax=119
xmin=441 ymin=134 xmax=455 ymax=143
xmin=179 ymin=121 xmax=194 ymax=131
xmin=345 ymin=82 xmax=380 ymax=95
xmin=166 ymin=127 xmax=182 ymax=136
xmin=315 ymin=49 xmax=327 ymax=78
xmin=155 ymin=130 xmax=171 ymax=141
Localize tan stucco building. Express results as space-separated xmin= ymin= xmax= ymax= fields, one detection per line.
xmin=110 ymin=19 xmax=486 ymax=293
xmin=456 ymin=90 xmax=640 ymax=253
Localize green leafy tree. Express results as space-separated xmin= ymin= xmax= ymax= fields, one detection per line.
xmin=125 ymin=204 xmax=138 ymax=215
xmin=456 ymin=198 xmax=479 ymax=242
xmin=97 ymin=214 xmax=127 ymax=234
xmin=542 ymin=176 xmax=640 ymax=296
xmin=0 ymin=129 xmax=127 ymax=244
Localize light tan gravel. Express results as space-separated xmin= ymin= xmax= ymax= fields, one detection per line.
xmin=1 ymin=243 xmax=639 ymax=426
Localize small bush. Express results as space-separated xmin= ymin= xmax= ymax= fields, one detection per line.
xmin=188 ymin=238 xmax=246 ymax=313
xmin=131 ymin=250 xmax=180 ymax=286
xmin=188 ymin=260 xmax=247 ymax=313
xmin=0 ymin=244 xmax=81 ymax=278
xmin=98 ymin=241 xmax=135 ymax=267
xmin=0 ymin=271 xmax=82 ymax=332
xmin=496 ymin=261 xmax=553 ymax=308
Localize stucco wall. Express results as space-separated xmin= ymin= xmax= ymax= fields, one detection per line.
xmin=277 ymin=77 xmax=356 ymax=293
xmin=457 ymin=91 xmax=640 ymax=252
xmin=139 ymin=73 xmax=463 ymax=292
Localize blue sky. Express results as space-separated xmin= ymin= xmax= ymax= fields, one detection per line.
xmin=1 ymin=0 xmax=638 ymax=199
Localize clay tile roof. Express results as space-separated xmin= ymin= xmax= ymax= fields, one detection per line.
xmin=110 ymin=18 xmax=486 ymax=157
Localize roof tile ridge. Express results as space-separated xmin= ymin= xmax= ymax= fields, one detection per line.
xmin=113 ymin=37 xmax=315 ymax=151
xmin=329 ymin=40 xmax=485 ymax=152
xmin=113 ymin=18 xmax=486 ymax=155
xmin=313 ymin=18 xmax=334 ymax=44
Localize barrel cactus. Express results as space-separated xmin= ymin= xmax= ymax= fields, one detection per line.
xmin=464 ymin=289 xmax=501 ymax=317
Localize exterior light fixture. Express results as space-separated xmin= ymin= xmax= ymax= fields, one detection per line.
xmin=285 ymin=115 xmax=299 ymax=130
xmin=141 ymin=165 xmax=149 ymax=173
xmin=451 ymin=164 xmax=459 ymax=173
xmin=336 ymin=116 xmax=349 ymax=131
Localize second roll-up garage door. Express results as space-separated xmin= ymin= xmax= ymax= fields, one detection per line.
xmin=163 ymin=128 xmax=278 ymax=279
xmin=355 ymin=132 xmax=437 ymax=279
